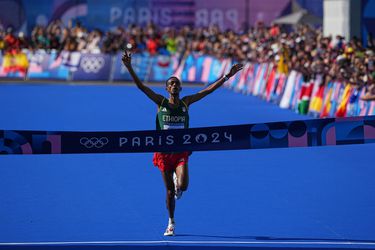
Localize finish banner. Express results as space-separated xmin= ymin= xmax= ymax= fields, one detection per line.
xmin=1 ymin=116 xmax=374 ymax=155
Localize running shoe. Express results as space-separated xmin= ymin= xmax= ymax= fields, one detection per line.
xmin=163 ymin=223 xmax=175 ymax=236
xmin=173 ymin=172 xmax=183 ymax=200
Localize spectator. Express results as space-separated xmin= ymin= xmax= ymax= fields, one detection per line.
xmin=1 ymin=20 xmax=373 ymax=103
xmin=146 ymin=34 xmax=158 ymax=55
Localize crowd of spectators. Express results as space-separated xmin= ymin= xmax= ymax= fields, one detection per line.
xmin=0 ymin=19 xmax=374 ymax=100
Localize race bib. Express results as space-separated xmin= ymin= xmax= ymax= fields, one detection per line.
xmin=163 ymin=123 xmax=185 ymax=130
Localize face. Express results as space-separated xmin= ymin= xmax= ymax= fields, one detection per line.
xmin=166 ymin=77 xmax=182 ymax=95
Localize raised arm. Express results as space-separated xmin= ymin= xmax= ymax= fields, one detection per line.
xmin=122 ymin=50 xmax=164 ymax=105
xmin=182 ymin=63 xmax=243 ymax=106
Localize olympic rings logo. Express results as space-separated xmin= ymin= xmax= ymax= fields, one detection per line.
xmin=80 ymin=137 xmax=109 ymax=148
xmin=80 ymin=56 xmax=105 ymax=73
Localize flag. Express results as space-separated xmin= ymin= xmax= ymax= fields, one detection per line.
xmin=309 ymin=85 xmax=325 ymax=115
xmin=346 ymin=87 xmax=360 ymax=117
xmin=280 ymin=70 xmax=297 ymax=109
xmin=320 ymin=82 xmax=333 ymax=118
xmin=328 ymin=82 xmax=340 ymax=117
xmin=335 ymin=84 xmax=353 ymax=117
xmin=2 ymin=52 xmax=29 ymax=77
xmin=244 ymin=63 xmax=255 ymax=95
xmin=308 ymin=75 xmax=324 ymax=116
xmin=277 ymin=54 xmax=288 ymax=74
xmin=253 ymin=64 xmax=267 ymax=96
xmin=258 ymin=63 xmax=271 ymax=96
xmin=265 ymin=66 xmax=277 ymax=100
xmin=291 ymin=72 xmax=304 ymax=110
xmin=358 ymin=88 xmax=370 ymax=116
xmin=298 ymin=80 xmax=314 ymax=115
xmin=368 ymin=101 xmax=375 ymax=115
xmin=274 ymin=73 xmax=287 ymax=104
xmin=234 ymin=62 xmax=250 ymax=93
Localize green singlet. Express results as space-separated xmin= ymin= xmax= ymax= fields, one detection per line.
xmin=156 ymin=98 xmax=189 ymax=130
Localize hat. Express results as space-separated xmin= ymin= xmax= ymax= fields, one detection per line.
xmin=345 ymin=47 xmax=354 ymax=54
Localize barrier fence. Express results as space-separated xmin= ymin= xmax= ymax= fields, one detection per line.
xmin=1 ymin=50 xmax=374 ymax=118
xmin=224 ymin=64 xmax=375 ymax=118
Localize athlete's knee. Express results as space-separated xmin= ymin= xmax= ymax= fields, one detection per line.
xmin=166 ymin=189 xmax=175 ymax=199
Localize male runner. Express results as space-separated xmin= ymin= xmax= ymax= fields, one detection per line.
xmin=122 ymin=50 xmax=243 ymax=236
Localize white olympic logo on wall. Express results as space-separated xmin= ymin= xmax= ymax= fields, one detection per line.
xmin=80 ymin=56 xmax=105 ymax=73
xmin=80 ymin=137 xmax=109 ymax=148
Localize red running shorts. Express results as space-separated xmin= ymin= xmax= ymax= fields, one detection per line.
xmin=153 ymin=152 xmax=190 ymax=172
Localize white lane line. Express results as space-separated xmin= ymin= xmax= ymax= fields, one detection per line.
xmin=0 ymin=240 xmax=375 ymax=246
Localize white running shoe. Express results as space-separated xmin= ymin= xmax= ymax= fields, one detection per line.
xmin=163 ymin=223 xmax=175 ymax=236
xmin=173 ymin=172 xmax=183 ymax=200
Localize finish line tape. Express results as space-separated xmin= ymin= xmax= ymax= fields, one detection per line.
xmin=1 ymin=116 xmax=375 ymax=155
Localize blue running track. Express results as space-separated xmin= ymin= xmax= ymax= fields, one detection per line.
xmin=0 ymin=83 xmax=374 ymax=249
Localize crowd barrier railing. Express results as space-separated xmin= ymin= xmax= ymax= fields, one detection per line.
xmin=225 ymin=62 xmax=375 ymax=117
xmin=0 ymin=50 xmax=230 ymax=84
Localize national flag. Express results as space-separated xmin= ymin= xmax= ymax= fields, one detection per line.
xmin=2 ymin=52 xmax=29 ymax=77
xmin=244 ymin=63 xmax=256 ymax=94
xmin=290 ymin=72 xmax=304 ymax=110
xmin=309 ymin=85 xmax=325 ymax=115
xmin=346 ymin=87 xmax=360 ymax=117
xmin=335 ymin=84 xmax=353 ymax=117
xmin=368 ymin=101 xmax=375 ymax=115
xmin=298 ymin=80 xmax=314 ymax=115
xmin=234 ymin=63 xmax=250 ymax=93
xmin=258 ymin=63 xmax=270 ymax=96
xmin=244 ymin=63 xmax=255 ymax=95
xmin=328 ymin=82 xmax=343 ymax=117
xmin=308 ymin=75 xmax=324 ymax=115
xmin=253 ymin=63 xmax=265 ymax=95
xmin=274 ymin=73 xmax=287 ymax=104
xmin=265 ymin=66 xmax=277 ymax=100
xmin=358 ymin=88 xmax=370 ymax=116
xmin=320 ymin=82 xmax=333 ymax=118
xmin=279 ymin=70 xmax=297 ymax=109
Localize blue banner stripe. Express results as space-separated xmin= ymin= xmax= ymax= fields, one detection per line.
xmin=0 ymin=116 xmax=374 ymax=155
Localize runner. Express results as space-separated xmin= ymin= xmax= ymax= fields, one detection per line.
xmin=122 ymin=49 xmax=243 ymax=236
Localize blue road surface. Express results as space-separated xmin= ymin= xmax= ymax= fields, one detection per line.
xmin=0 ymin=83 xmax=374 ymax=249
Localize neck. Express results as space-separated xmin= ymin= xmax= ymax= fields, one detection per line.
xmin=169 ymin=94 xmax=180 ymax=105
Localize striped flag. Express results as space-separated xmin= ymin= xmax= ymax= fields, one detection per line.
xmin=329 ymin=82 xmax=343 ymax=117
xmin=2 ymin=52 xmax=29 ymax=77
xmin=235 ymin=63 xmax=250 ymax=93
xmin=279 ymin=70 xmax=297 ymax=109
xmin=368 ymin=101 xmax=375 ymax=115
xmin=244 ymin=63 xmax=257 ymax=94
xmin=265 ymin=66 xmax=277 ymax=101
xmin=346 ymin=87 xmax=361 ymax=117
xmin=298 ymin=80 xmax=314 ymax=115
xmin=244 ymin=63 xmax=255 ymax=95
xmin=335 ymin=84 xmax=353 ymax=117
xmin=291 ymin=72 xmax=304 ymax=110
xmin=308 ymin=75 xmax=324 ymax=116
xmin=358 ymin=88 xmax=370 ymax=116
xmin=320 ymin=82 xmax=333 ymax=118
xmin=252 ymin=64 xmax=265 ymax=96
xmin=258 ymin=63 xmax=271 ymax=96
xmin=274 ymin=73 xmax=287 ymax=104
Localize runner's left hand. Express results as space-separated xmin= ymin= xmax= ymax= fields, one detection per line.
xmin=227 ymin=63 xmax=244 ymax=78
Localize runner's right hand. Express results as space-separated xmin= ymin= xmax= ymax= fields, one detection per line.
xmin=122 ymin=50 xmax=132 ymax=68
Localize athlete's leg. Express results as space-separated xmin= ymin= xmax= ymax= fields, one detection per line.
xmin=161 ymin=170 xmax=176 ymax=236
xmin=161 ymin=170 xmax=176 ymax=218
xmin=175 ymin=163 xmax=189 ymax=191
